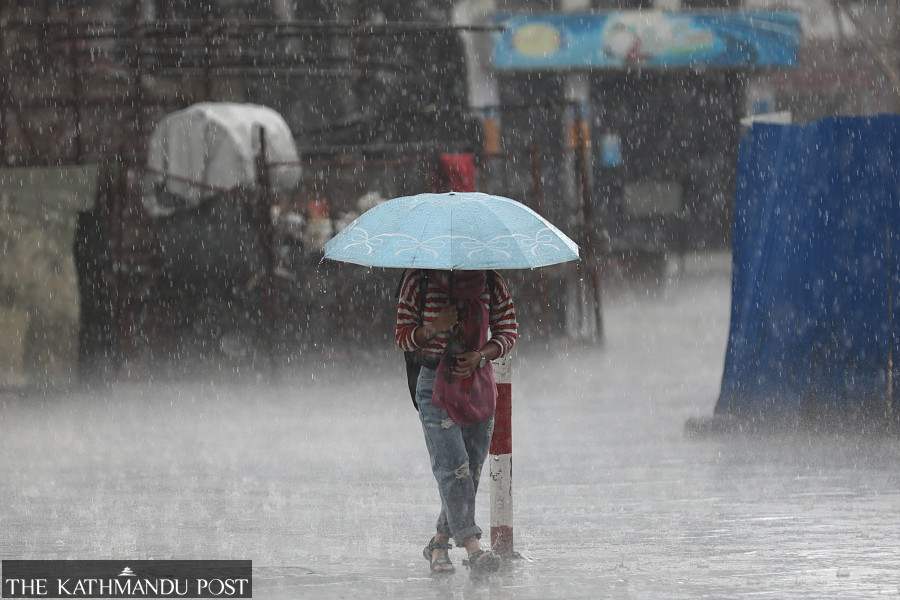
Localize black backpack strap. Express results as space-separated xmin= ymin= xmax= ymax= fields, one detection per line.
xmin=403 ymin=269 xmax=428 ymax=410
xmin=418 ymin=270 xmax=429 ymax=326
xmin=394 ymin=269 xmax=407 ymax=298
xmin=395 ymin=268 xmax=428 ymax=321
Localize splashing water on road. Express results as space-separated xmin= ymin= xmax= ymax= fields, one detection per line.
xmin=3 ymin=252 xmax=900 ymax=599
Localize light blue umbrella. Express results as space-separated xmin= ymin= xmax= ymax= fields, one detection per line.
xmin=323 ymin=192 xmax=579 ymax=270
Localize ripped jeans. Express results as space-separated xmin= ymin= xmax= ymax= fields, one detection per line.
xmin=416 ymin=366 xmax=495 ymax=546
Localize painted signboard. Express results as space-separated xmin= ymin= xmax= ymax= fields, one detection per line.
xmin=492 ymin=11 xmax=801 ymax=69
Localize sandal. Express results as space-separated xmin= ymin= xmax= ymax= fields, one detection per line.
xmin=467 ymin=549 xmax=501 ymax=576
xmin=423 ymin=536 xmax=455 ymax=574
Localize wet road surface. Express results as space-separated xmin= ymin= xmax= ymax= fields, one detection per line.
xmin=3 ymin=253 xmax=900 ymax=599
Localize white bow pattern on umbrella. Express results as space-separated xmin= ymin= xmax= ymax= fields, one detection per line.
xmin=323 ymin=191 xmax=579 ymax=271
xmin=340 ymin=227 xmax=566 ymax=259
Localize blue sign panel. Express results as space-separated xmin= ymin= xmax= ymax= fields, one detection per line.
xmin=493 ymin=11 xmax=800 ymax=69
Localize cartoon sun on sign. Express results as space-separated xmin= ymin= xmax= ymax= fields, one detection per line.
xmin=512 ymin=23 xmax=562 ymax=57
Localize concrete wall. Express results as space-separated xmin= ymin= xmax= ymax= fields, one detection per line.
xmin=0 ymin=165 xmax=99 ymax=389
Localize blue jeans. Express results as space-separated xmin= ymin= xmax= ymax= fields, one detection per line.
xmin=416 ymin=367 xmax=494 ymax=546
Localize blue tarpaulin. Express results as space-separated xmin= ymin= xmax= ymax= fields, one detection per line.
xmin=716 ymin=115 xmax=900 ymax=419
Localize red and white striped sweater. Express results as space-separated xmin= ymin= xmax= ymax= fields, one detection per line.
xmin=395 ymin=269 xmax=518 ymax=359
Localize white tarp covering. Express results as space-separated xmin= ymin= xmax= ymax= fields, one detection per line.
xmin=144 ymin=102 xmax=301 ymax=217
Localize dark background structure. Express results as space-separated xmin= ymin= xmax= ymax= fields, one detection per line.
xmin=1 ymin=0 xmax=896 ymax=385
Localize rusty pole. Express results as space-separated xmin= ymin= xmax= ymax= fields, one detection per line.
xmin=255 ymin=128 xmax=279 ymax=374
xmin=528 ymin=139 xmax=553 ymax=336
xmin=574 ymin=114 xmax=604 ymax=344
xmin=111 ymin=149 xmax=129 ymax=373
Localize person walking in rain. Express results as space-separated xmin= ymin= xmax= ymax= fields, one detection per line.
xmin=396 ymin=269 xmax=518 ymax=576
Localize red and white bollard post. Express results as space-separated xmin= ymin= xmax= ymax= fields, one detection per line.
xmin=490 ymin=355 xmax=514 ymax=555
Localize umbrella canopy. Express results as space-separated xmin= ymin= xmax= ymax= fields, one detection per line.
xmin=323 ymin=192 xmax=579 ymax=270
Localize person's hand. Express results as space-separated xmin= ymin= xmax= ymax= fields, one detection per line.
xmin=414 ymin=302 xmax=458 ymax=347
xmin=430 ymin=301 xmax=458 ymax=334
xmin=452 ymin=351 xmax=481 ymax=380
